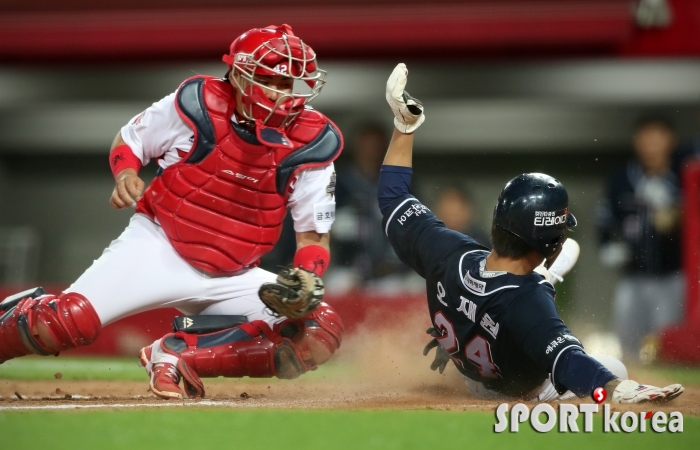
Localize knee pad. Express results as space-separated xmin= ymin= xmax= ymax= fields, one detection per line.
xmin=277 ymin=302 xmax=344 ymax=368
xmin=0 ymin=292 xmax=101 ymax=362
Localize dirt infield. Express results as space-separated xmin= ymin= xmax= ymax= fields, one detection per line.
xmin=1 ymin=309 xmax=698 ymax=414
xmin=1 ymin=377 xmax=698 ymax=415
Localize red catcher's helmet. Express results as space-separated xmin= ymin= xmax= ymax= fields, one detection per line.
xmin=223 ymin=24 xmax=326 ymax=128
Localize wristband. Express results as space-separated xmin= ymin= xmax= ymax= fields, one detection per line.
xmin=109 ymin=144 xmax=143 ymax=178
xmin=294 ymin=244 xmax=330 ymax=277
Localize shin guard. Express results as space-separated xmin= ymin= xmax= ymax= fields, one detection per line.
xmin=158 ymin=321 xmax=311 ymax=398
xmin=0 ymin=292 xmax=102 ymax=364
xmin=156 ymin=303 xmax=344 ymax=399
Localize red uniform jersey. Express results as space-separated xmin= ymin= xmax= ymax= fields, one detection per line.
xmin=137 ymin=76 xmax=343 ymax=275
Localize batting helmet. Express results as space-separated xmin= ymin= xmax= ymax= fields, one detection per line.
xmin=222 ymin=24 xmax=326 ymax=128
xmin=492 ymin=173 xmax=577 ymax=256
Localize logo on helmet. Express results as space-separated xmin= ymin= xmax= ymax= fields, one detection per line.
xmin=534 ymin=210 xmax=568 ymax=227
xmin=274 ymin=63 xmax=289 ymax=75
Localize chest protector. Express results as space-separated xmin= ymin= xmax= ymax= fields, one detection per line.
xmin=137 ymin=76 xmax=343 ymax=275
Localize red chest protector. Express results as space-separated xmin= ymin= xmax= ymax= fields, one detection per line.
xmin=137 ymin=76 xmax=343 ymax=275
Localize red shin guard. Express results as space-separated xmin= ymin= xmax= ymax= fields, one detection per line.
xmin=0 ymin=292 xmax=102 ymax=364
xmin=153 ymin=303 xmax=344 ymax=398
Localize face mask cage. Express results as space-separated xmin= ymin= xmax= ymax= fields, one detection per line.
xmin=230 ymin=34 xmax=327 ymax=127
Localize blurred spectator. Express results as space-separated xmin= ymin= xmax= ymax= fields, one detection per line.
xmin=433 ymin=185 xmax=489 ymax=247
xmin=331 ymin=124 xmax=408 ymax=288
xmin=597 ymin=116 xmax=684 ymax=362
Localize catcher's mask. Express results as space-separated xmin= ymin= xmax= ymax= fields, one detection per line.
xmin=223 ymin=24 xmax=326 ymax=129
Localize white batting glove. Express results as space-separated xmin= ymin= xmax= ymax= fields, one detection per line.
xmin=534 ymin=238 xmax=580 ymax=285
xmin=386 ymin=63 xmax=425 ymax=134
xmin=612 ymin=379 xmax=684 ymax=404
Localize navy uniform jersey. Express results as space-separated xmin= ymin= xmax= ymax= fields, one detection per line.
xmin=382 ymin=194 xmax=584 ymax=397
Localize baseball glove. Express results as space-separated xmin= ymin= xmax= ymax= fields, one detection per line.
xmin=258 ymin=267 xmax=324 ymax=319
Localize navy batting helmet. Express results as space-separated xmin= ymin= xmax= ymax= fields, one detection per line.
xmin=492 ymin=173 xmax=577 ymax=256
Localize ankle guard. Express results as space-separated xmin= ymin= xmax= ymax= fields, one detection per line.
xmin=0 ymin=292 xmax=102 ymax=364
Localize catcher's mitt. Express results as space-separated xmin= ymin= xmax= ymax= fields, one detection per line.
xmin=258 ymin=267 xmax=324 ymax=319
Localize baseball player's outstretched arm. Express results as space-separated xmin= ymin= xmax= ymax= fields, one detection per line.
xmin=383 ymin=129 xmax=415 ymax=168
xmin=378 ymin=64 xmax=487 ymax=278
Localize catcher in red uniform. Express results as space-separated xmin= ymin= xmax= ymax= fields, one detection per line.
xmin=0 ymin=24 xmax=344 ymax=400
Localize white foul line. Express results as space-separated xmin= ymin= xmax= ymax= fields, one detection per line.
xmin=0 ymin=399 xmax=251 ymax=411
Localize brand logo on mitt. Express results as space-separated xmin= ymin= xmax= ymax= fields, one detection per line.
xmin=494 ymin=403 xmax=683 ymax=433
xmin=183 ymin=317 xmax=193 ymax=328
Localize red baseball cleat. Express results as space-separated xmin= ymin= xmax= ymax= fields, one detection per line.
xmin=139 ymin=346 xmax=183 ymax=400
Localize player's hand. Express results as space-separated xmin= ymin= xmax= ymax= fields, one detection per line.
xmin=610 ymin=379 xmax=684 ymax=404
xmin=110 ymin=168 xmax=144 ymax=209
xmin=423 ymin=327 xmax=451 ymax=374
xmin=386 ymin=63 xmax=425 ymax=134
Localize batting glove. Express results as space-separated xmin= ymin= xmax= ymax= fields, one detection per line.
xmin=423 ymin=327 xmax=451 ymax=374
xmin=612 ymin=379 xmax=684 ymax=404
xmin=534 ymin=238 xmax=580 ymax=285
xmin=386 ymin=63 xmax=425 ymax=134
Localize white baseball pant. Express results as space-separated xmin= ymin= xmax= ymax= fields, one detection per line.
xmin=65 ymin=213 xmax=282 ymax=327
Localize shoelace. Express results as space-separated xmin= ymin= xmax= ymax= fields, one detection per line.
xmin=155 ymin=364 xmax=181 ymax=383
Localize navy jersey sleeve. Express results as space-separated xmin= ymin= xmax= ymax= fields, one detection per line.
xmin=503 ymin=283 xmax=585 ymax=392
xmin=381 ymin=194 xmax=487 ymax=278
xmin=554 ymin=349 xmax=617 ymax=398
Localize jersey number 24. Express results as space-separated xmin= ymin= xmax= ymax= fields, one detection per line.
xmin=434 ymin=311 xmax=500 ymax=378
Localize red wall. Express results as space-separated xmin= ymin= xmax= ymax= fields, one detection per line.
xmin=621 ymin=0 xmax=700 ymax=57
xmin=3 ymin=0 xmax=700 ymax=62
